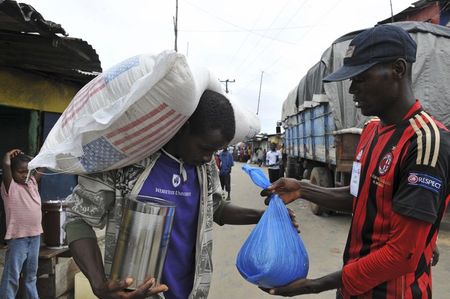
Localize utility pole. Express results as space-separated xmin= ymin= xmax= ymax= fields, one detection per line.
xmin=256 ymin=71 xmax=264 ymax=115
xmin=173 ymin=0 xmax=178 ymax=51
xmin=219 ymin=79 xmax=235 ymax=93
xmin=390 ymin=0 xmax=394 ymax=23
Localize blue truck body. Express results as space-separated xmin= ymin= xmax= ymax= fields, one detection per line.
xmin=285 ymin=101 xmax=335 ymax=166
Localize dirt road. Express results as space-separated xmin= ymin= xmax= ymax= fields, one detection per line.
xmin=209 ymin=162 xmax=450 ymax=299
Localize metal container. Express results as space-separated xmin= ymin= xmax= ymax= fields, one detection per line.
xmin=41 ymin=200 xmax=68 ymax=249
xmin=110 ymin=195 xmax=176 ymax=289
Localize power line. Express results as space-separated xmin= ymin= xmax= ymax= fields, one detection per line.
xmin=231 ymin=0 xmax=294 ymax=75
xmin=235 ymin=0 xmax=346 ymax=113
xmin=261 ymin=0 xmax=345 ymax=75
xmin=179 ymin=25 xmax=317 ymax=32
xmin=233 ymin=0 xmax=309 ymax=75
xmin=183 ymin=0 xmax=297 ymax=45
xmin=226 ymin=3 xmax=266 ymax=67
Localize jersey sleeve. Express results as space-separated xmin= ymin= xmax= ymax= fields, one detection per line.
xmin=392 ymin=129 xmax=449 ymax=224
xmin=342 ymin=212 xmax=431 ymax=295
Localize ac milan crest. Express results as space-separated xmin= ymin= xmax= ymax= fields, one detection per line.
xmin=378 ymin=152 xmax=393 ymax=176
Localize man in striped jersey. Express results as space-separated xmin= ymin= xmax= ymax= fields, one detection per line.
xmin=263 ymin=24 xmax=449 ymax=298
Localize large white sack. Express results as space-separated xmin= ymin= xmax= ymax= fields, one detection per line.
xmin=227 ymin=94 xmax=260 ymax=145
xmin=30 ymin=51 xmax=207 ymax=173
xmin=29 ymin=50 xmax=259 ymax=174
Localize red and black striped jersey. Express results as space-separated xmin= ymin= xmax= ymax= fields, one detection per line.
xmin=341 ymin=101 xmax=450 ymax=299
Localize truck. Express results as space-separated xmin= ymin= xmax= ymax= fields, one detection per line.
xmin=281 ymin=21 xmax=450 ymax=215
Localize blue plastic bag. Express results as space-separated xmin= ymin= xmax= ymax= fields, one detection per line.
xmin=236 ymin=165 xmax=309 ymax=288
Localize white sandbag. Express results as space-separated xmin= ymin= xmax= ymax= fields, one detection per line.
xmin=29 ymin=50 xmax=259 ymax=174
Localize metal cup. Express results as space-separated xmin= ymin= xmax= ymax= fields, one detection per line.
xmin=110 ymin=195 xmax=176 ymax=289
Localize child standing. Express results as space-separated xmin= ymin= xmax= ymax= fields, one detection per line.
xmin=0 ymin=149 xmax=43 ymax=299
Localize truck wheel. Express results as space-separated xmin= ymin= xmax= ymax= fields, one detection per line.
xmin=309 ymin=167 xmax=333 ymax=216
xmin=286 ymin=157 xmax=297 ymax=178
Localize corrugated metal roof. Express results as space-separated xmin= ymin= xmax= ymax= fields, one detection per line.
xmin=0 ymin=0 xmax=101 ymax=84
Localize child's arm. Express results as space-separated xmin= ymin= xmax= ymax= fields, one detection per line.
xmin=2 ymin=149 xmax=22 ymax=191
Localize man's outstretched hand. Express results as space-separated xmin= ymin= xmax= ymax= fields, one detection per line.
xmin=260 ymin=278 xmax=321 ymax=297
xmin=261 ymin=178 xmax=302 ymax=204
xmin=260 ymin=271 xmax=342 ymax=297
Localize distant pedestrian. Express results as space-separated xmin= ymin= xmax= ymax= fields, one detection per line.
xmin=256 ymin=148 xmax=264 ymax=167
xmin=0 ymin=149 xmax=43 ymax=299
xmin=266 ymin=143 xmax=281 ymax=183
xmin=219 ymin=146 xmax=234 ymax=200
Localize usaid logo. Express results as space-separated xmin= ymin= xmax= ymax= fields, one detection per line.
xmin=407 ymin=172 xmax=442 ymax=193
xmin=172 ymin=174 xmax=181 ymax=188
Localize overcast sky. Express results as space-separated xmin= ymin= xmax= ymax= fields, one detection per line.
xmin=25 ymin=0 xmax=414 ymax=134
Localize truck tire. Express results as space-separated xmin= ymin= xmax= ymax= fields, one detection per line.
xmin=309 ymin=167 xmax=333 ymax=216
xmin=286 ymin=157 xmax=297 ymax=178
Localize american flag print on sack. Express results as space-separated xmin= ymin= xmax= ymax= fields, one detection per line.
xmin=59 ymin=55 xmax=189 ymax=172
xmin=62 ymin=56 xmax=140 ymax=127
xmin=80 ymin=137 xmax=128 ymax=172
xmin=80 ymin=102 xmax=188 ymax=172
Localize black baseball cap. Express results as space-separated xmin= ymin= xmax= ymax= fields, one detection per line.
xmin=323 ymin=24 xmax=417 ymax=82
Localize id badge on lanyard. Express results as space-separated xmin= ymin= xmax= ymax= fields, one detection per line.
xmin=350 ymin=148 xmax=364 ymax=197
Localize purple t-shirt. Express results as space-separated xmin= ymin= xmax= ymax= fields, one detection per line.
xmin=139 ymin=152 xmax=200 ymax=299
